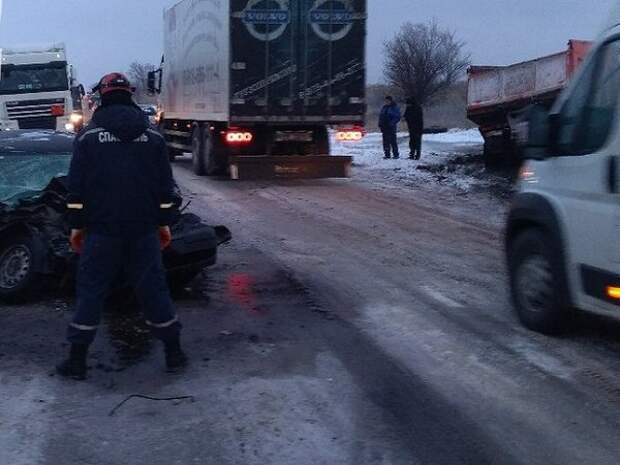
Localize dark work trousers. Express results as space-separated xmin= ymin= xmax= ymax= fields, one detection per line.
xmin=67 ymin=231 xmax=181 ymax=346
xmin=409 ymin=131 xmax=422 ymax=159
xmin=381 ymin=128 xmax=399 ymax=158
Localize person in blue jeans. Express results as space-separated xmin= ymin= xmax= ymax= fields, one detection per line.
xmin=57 ymin=73 xmax=187 ymax=380
xmin=378 ymin=96 xmax=402 ymax=159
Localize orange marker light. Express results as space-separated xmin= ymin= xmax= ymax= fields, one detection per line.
xmin=607 ymin=286 xmax=620 ymax=299
xmin=336 ymin=130 xmax=364 ymax=142
xmin=225 ymin=131 xmax=253 ymax=144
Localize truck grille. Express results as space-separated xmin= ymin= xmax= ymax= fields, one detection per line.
xmin=5 ymin=98 xmax=65 ymax=129
xmin=17 ymin=117 xmax=57 ymax=130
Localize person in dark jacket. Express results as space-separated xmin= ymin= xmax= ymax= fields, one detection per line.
xmin=378 ymin=96 xmax=401 ymax=159
xmin=404 ymin=97 xmax=424 ymax=160
xmin=56 ymin=73 xmax=187 ymax=380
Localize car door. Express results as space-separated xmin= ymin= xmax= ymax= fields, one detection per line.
xmin=545 ymin=35 xmax=620 ymax=312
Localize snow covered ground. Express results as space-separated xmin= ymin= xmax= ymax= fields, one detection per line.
xmin=331 ymin=129 xmax=513 ymax=197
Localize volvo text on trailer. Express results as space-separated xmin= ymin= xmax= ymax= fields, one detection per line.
xmin=0 ymin=44 xmax=85 ymax=132
xmin=149 ymin=0 xmax=367 ymax=179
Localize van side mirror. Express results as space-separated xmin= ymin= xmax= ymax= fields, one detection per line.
xmin=522 ymin=104 xmax=553 ymax=160
xmin=147 ymin=69 xmax=162 ymax=95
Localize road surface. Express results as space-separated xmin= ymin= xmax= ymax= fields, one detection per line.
xmin=1 ymin=157 xmax=620 ymax=465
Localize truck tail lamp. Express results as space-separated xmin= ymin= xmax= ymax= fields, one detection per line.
xmin=225 ymin=130 xmax=253 ymax=145
xmin=336 ymin=128 xmax=364 ymax=142
xmin=607 ymin=286 xmax=620 ymax=300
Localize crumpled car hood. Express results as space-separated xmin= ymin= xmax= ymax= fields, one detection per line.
xmin=0 ymin=176 xmax=231 ymax=260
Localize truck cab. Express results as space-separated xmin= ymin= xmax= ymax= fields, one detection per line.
xmin=506 ymin=17 xmax=620 ymax=333
xmin=0 ymin=44 xmax=84 ymax=132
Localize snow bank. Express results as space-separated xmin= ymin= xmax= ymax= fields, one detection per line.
xmin=331 ymin=129 xmax=509 ymax=196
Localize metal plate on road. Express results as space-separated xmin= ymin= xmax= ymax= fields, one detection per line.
xmin=229 ymin=155 xmax=352 ymax=180
xmin=274 ymin=131 xmax=314 ymax=142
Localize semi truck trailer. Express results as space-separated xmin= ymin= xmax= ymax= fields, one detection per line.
xmin=148 ymin=0 xmax=366 ymax=179
xmin=467 ymin=40 xmax=592 ymax=164
xmin=0 ymin=44 xmax=85 ymax=132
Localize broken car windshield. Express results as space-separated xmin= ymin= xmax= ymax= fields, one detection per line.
xmin=0 ymin=153 xmax=71 ymax=206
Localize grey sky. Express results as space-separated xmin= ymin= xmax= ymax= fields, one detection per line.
xmin=0 ymin=0 xmax=616 ymax=87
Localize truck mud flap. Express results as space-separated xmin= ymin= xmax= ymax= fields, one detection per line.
xmin=229 ymin=156 xmax=353 ymax=180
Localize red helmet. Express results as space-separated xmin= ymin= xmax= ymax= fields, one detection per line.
xmin=94 ymin=72 xmax=135 ymax=96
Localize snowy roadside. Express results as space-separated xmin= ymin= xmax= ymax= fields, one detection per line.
xmin=331 ymin=129 xmax=514 ymax=229
xmin=331 ymin=129 xmax=513 ymax=197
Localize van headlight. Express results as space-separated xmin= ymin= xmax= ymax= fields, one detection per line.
xmin=65 ymin=123 xmax=76 ymax=132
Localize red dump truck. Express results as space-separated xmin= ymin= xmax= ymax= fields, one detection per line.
xmin=467 ymin=40 xmax=592 ymax=164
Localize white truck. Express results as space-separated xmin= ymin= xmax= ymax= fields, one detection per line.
xmin=0 ymin=44 xmax=85 ymax=132
xmin=149 ymin=0 xmax=366 ymax=179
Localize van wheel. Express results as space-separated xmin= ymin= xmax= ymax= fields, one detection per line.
xmin=191 ymin=126 xmax=206 ymax=176
xmin=0 ymin=236 xmax=39 ymax=304
xmin=508 ymin=229 xmax=571 ymax=334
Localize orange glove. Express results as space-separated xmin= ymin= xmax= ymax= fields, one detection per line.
xmin=159 ymin=226 xmax=172 ymax=250
xmin=70 ymin=229 xmax=85 ymax=254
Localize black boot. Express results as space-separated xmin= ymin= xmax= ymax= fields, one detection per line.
xmin=164 ymin=337 xmax=188 ymax=373
xmin=56 ymin=344 xmax=88 ymax=380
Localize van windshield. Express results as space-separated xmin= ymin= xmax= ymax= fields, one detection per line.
xmin=0 ymin=62 xmax=69 ymax=95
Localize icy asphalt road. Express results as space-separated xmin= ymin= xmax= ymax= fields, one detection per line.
xmin=2 ymin=153 xmax=620 ymax=464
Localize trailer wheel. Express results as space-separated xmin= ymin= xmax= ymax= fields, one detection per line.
xmin=191 ymin=126 xmax=206 ymax=176
xmin=202 ymin=129 xmax=223 ymax=176
xmin=316 ymin=126 xmax=330 ymax=155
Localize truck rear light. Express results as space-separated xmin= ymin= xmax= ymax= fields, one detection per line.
xmin=607 ymin=286 xmax=620 ymax=299
xmin=51 ymin=104 xmax=64 ymax=116
xmin=226 ymin=131 xmax=253 ymax=144
xmin=336 ymin=129 xmax=364 ymax=142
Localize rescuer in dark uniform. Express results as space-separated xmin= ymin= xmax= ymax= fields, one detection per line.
xmin=57 ymin=73 xmax=187 ymax=380
xmin=404 ymin=97 xmax=424 ymax=160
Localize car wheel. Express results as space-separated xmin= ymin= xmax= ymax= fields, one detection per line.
xmin=508 ymin=229 xmax=571 ymax=334
xmin=0 ymin=236 xmax=40 ymax=303
xmin=191 ymin=126 xmax=206 ymax=176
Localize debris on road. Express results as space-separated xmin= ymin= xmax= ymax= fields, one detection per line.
xmin=108 ymin=394 xmax=195 ymax=417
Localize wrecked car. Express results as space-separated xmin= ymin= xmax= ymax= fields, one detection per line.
xmin=0 ymin=130 xmax=230 ymax=302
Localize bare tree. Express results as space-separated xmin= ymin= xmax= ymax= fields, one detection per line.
xmin=127 ymin=62 xmax=156 ymax=103
xmin=384 ymin=20 xmax=470 ymax=106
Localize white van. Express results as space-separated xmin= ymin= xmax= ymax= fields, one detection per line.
xmin=506 ymin=6 xmax=620 ymax=334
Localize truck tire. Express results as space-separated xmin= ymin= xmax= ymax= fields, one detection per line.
xmin=202 ymin=128 xmax=224 ymax=176
xmin=507 ymin=229 xmax=572 ymax=334
xmin=191 ymin=125 xmax=206 ymax=176
xmin=168 ymin=148 xmax=184 ymax=162
xmin=0 ymin=235 xmax=41 ymax=304
xmin=159 ymin=122 xmax=182 ymax=162
xmin=316 ymin=126 xmax=330 ymax=155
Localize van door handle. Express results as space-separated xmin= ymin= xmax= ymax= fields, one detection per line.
xmin=609 ymin=156 xmax=618 ymax=194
